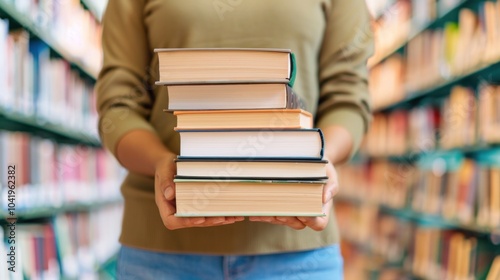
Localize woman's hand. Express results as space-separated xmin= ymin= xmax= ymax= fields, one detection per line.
xmin=154 ymin=154 xmax=245 ymax=230
xmin=249 ymin=161 xmax=338 ymax=231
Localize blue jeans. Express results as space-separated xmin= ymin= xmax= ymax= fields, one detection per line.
xmin=116 ymin=245 xmax=343 ymax=280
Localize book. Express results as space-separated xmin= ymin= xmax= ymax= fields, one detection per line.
xmin=176 ymin=158 xmax=328 ymax=180
xmin=155 ymin=48 xmax=296 ymax=85
xmin=166 ymin=83 xmax=305 ymax=110
xmin=490 ymin=168 xmax=500 ymax=228
xmin=177 ymin=129 xmax=324 ymax=159
xmin=487 ymin=256 xmax=500 ymax=280
xmin=174 ymin=179 xmax=326 ymax=217
xmin=174 ymin=109 xmax=312 ymax=130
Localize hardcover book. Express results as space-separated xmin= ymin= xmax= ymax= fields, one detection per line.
xmin=155 ymin=48 xmax=296 ymax=86
xmin=174 ymin=178 xmax=326 ymax=217
xmin=177 ymin=128 xmax=324 ymax=160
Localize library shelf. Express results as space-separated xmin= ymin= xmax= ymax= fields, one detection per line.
xmin=374 ymin=59 xmax=500 ymax=113
xmin=0 ymin=107 xmax=100 ymax=147
xmin=0 ymin=197 xmax=123 ymax=221
xmin=0 ymin=0 xmax=98 ymax=82
xmin=97 ymin=253 xmax=118 ymax=280
xmin=361 ymin=144 xmax=500 ymax=163
xmin=334 ymin=195 xmax=500 ymax=238
xmin=369 ymin=0 xmax=479 ymax=68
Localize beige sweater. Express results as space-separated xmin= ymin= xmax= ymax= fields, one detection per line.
xmin=96 ymin=0 xmax=373 ymax=255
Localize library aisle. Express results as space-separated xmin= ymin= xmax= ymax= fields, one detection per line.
xmin=0 ymin=0 xmax=123 ymax=279
xmin=336 ymin=0 xmax=500 ymax=279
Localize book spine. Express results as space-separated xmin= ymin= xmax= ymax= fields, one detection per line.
xmin=287 ymin=53 xmax=297 ymax=88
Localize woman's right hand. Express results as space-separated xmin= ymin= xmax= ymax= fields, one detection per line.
xmin=154 ymin=154 xmax=244 ymax=230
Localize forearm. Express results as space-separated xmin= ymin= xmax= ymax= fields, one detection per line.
xmin=116 ymin=130 xmax=176 ymax=176
xmin=322 ymin=125 xmax=354 ymax=165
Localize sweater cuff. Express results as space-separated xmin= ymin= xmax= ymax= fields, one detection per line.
xmin=316 ymin=108 xmax=366 ymax=159
xmin=98 ymin=107 xmax=157 ymax=158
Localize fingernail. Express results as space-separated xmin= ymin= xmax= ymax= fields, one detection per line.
xmin=164 ymin=186 xmax=174 ymax=199
xmin=193 ymin=218 xmax=205 ymax=224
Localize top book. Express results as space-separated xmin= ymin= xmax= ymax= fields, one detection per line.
xmin=154 ymin=48 xmax=296 ymax=86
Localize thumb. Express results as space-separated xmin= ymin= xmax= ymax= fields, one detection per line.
xmin=156 ymin=157 xmax=177 ymax=201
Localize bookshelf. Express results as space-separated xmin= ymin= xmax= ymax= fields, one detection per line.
xmin=376 ymin=59 xmax=500 ymax=113
xmin=341 ymin=0 xmax=500 ymax=278
xmin=369 ymin=0 xmax=482 ymax=68
xmin=0 ymin=0 xmax=98 ymax=82
xmin=0 ymin=0 xmax=121 ymax=279
xmin=335 ymin=195 xmax=500 ymax=237
xmin=0 ymin=197 xmax=122 ymax=221
xmin=0 ymin=107 xmax=100 ymax=147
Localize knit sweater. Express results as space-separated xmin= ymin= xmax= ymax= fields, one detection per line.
xmin=96 ymin=0 xmax=373 ymax=255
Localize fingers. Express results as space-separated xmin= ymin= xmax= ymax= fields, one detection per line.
xmin=297 ymin=216 xmax=328 ymax=231
xmin=249 ymin=216 xmax=306 ymax=230
xmin=323 ymin=162 xmax=339 ymax=204
xmin=156 ymin=158 xmax=176 ymax=201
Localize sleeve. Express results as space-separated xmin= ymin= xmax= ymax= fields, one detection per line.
xmin=95 ymin=0 xmax=157 ymax=158
xmin=315 ymin=0 xmax=374 ymax=158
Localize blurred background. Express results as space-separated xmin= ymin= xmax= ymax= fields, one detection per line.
xmin=0 ymin=0 xmax=499 ymax=279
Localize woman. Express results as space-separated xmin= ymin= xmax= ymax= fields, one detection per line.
xmin=96 ymin=0 xmax=373 ymax=279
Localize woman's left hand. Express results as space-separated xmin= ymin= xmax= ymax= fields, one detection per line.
xmin=249 ymin=161 xmax=338 ymax=231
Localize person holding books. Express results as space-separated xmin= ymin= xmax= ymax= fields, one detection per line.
xmin=96 ymin=0 xmax=373 ymax=279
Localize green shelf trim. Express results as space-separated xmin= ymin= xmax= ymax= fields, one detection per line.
xmin=0 ymin=0 xmax=98 ymax=82
xmin=371 ymin=0 xmax=473 ymax=68
xmin=0 ymin=197 xmax=122 ymax=221
xmin=0 ymin=107 xmax=101 ymax=147
xmin=362 ymin=144 xmax=500 ymax=164
xmin=97 ymin=253 xmax=118 ymax=280
xmin=376 ymin=60 xmax=500 ymax=112
xmin=334 ymin=195 xmax=500 ymax=237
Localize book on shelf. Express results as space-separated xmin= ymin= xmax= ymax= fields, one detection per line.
xmin=370 ymin=1 xmax=500 ymax=109
xmin=487 ymin=256 xmax=500 ymax=280
xmin=5 ymin=205 xmax=123 ymax=279
xmin=334 ymin=201 xmax=500 ymax=280
xmin=155 ymin=48 xmax=296 ymax=85
xmin=166 ymin=83 xmax=305 ymax=110
xmin=0 ymin=23 xmax=98 ymax=133
xmin=174 ymin=109 xmax=312 ymax=130
xmin=177 ymin=129 xmax=324 ymax=159
xmin=479 ymin=84 xmax=500 ymax=143
xmin=176 ymin=158 xmax=328 ymax=180
xmin=337 ymin=154 xmax=500 ymax=231
xmin=0 ymin=0 xmax=102 ymax=74
xmin=174 ymin=178 xmax=326 ymax=217
xmin=0 ymin=131 xmax=123 ymax=211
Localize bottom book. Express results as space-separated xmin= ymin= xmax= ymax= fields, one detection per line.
xmin=174 ymin=179 xmax=326 ymax=217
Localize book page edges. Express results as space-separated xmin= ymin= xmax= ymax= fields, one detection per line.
xmin=172 ymin=109 xmax=312 ymax=117
xmin=155 ymin=79 xmax=290 ymax=86
xmin=154 ymin=48 xmax=291 ymax=53
xmin=175 ymin=212 xmax=326 ymax=217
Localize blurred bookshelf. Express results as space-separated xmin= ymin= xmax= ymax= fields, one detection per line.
xmin=0 ymin=0 xmax=99 ymax=81
xmin=0 ymin=0 xmax=122 ymax=279
xmin=340 ymin=0 xmax=500 ymax=279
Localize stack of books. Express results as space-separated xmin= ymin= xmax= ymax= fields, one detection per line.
xmin=155 ymin=48 xmax=328 ymax=217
